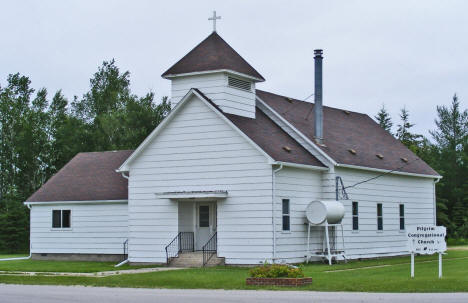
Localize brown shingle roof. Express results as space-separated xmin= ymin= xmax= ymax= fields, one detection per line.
xmin=257 ymin=90 xmax=439 ymax=176
xmin=225 ymin=111 xmax=325 ymax=167
xmin=26 ymin=150 xmax=133 ymax=202
xmin=193 ymin=89 xmax=324 ymax=167
xmin=162 ymin=32 xmax=265 ymax=81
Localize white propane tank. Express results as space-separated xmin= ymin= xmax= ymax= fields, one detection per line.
xmin=306 ymin=200 xmax=345 ymax=225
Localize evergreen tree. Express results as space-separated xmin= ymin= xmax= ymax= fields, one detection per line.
xmin=430 ymin=94 xmax=468 ymax=236
xmin=396 ymin=107 xmax=423 ymax=151
xmin=375 ymin=104 xmax=393 ymax=133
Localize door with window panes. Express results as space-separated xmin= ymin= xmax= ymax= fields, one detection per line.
xmin=195 ymin=202 xmax=217 ymax=250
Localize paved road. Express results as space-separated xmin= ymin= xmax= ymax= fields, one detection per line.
xmin=1 ymin=284 xmax=466 ymax=303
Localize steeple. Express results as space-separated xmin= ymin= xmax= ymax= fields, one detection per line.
xmin=162 ymin=32 xmax=264 ymax=82
xmin=162 ymin=31 xmax=264 ymax=118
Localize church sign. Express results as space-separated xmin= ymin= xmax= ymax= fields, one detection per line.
xmin=407 ymin=225 xmax=446 ymax=278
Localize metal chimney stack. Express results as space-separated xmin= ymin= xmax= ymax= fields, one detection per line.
xmin=314 ymin=49 xmax=323 ymax=144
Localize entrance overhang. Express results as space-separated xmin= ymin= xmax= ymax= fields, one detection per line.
xmin=155 ymin=190 xmax=228 ymax=200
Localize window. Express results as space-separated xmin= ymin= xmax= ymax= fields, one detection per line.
xmin=282 ymin=199 xmax=290 ymax=231
xmin=199 ymin=206 xmax=210 ymax=227
xmin=352 ymin=202 xmax=359 ymax=230
xmin=228 ymin=76 xmax=251 ymax=91
xmin=399 ymin=204 xmax=405 ymax=230
xmin=52 ymin=210 xmax=71 ymax=228
xmin=377 ymin=203 xmax=383 ymax=231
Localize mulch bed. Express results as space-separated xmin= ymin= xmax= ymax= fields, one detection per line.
xmin=246 ymin=277 xmax=312 ymax=287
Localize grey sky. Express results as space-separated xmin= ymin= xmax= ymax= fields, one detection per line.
xmin=1 ymin=0 xmax=467 ymax=137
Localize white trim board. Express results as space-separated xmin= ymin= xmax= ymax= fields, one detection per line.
xmin=24 ymin=200 xmax=128 ymax=206
xmin=155 ymin=190 xmax=228 ymax=200
xmin=273 ymin=161 xmax=329 ymax=171
xmin=336 ymin=163 xmax=441 ymax=179
xmin=163 ymin=69 xmax=264 ymax=83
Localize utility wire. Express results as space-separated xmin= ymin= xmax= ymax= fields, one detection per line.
xmin=282 ymin=93 xmax=315 ymax=116
xmin=343 ymin=158 xmax=421 ymax=190
xmin=304 ymin=93 xmax=315 ymax=101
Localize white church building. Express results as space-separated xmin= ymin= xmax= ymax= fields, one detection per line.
xmin=25 ymin=22 xmax=440 ymax=266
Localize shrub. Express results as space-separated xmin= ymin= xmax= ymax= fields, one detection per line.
xmin=249 ymin=264 xmax=304 ymax=278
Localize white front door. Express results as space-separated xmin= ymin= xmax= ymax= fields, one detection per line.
xmin=195 ymin=202 xmax=216 ymax=250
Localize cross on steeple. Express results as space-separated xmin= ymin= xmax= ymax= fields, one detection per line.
xmin=208 ymin=11 xmax=221 ymax=32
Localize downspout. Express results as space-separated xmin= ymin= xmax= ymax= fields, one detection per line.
xmin=272 ymin=164 xmax=283 ymax=263
xmin=0 ymin=204 xmax=32 ymax=261
xmin=433 ymin=178 xmax=441 ymax=225
xmin=117 ymin=172 xmax=130 ymax=266
xmin=114 ymin=259 xmax=129 ymax=267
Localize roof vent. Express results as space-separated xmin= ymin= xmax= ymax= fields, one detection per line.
xmin=343 ymin=110 xmax=350 ymax=115
xmin=228 ymin=76 xmax=251 ymax=91
xmin=285 ymin=97 xmax=293 ymax=103
xmin=401 ymin=157 xmax=409 ymax=163
xmin=376 ymin=154 xmax=384 ymax=159
xmin=283 ymin=146 xmax=292 ymax=153
xmin=348 ymin=149 xmax=357 ymax=155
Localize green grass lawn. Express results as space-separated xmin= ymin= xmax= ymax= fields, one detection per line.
xmin=0 ymin=255 xmax=155 ymax=273
xmin=0 ymin=251 xmax=467 ymax=292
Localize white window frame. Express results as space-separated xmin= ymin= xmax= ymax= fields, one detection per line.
xmin=377 ymin=203 xmax=383 ymax=231
xmin=282 ymin=199 xmax=290 ymax=232
xmin=51 ymin=209 xmax=72 ymax=231
xmin=399 ymin=204 xmax=405 ymax=231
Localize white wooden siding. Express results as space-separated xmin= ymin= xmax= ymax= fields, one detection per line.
xmin=30 ymin=203 xmax=128 ymax=254
xmin=336 ymin=167 xmax=435 ymax=258
xmin=128 ymin=95 xmax=273 ymax=264
xmin=274 ymin=166 xmax=436 ymax=263
xmin=171 ymin=73 xmax=256 ymax=118
xmin=274 ymin=167 xmax=323 ymax=263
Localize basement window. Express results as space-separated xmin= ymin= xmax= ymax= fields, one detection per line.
xmin=52 ymin=210 xmax=71 ymax=229
xmin=377 ymin=203 xmax=383 ymax=231
xmin=228 ymin=76 xmax=251 ymax=91
xmin=282 ymin=199 xmax=290 ymax=231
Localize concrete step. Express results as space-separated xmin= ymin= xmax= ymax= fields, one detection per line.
xmin=169 ymin=252 xmax=224 ymax=267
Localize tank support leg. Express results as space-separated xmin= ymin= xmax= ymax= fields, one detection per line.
xmin=325 ymin=222 xmax=331 ymax=265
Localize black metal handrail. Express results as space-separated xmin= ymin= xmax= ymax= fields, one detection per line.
xmin=122 ymin=239 xmax=128 ymax=262
xmin=202 ymin=232 xmax=217 ymax=266
xmin=165 ymin=232 xmax=194 ymax=265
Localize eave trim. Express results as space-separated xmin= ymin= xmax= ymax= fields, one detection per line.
xmin=24 ymin=199 xmax=128 ymax=206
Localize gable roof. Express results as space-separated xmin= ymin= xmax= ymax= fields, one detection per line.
xmin=256 ymin=90 xmax=439 ymax=177
xmin=162 ymin=32 xmax=265 ymax=82
xmin=190 ymin=89 xmax=325 ymax=168
xmin=26 ymin=150 xmax=132 ymax=202
xmin=118 ymin=89 xmax=277 ymax=172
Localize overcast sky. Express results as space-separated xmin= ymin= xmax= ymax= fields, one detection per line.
xmin=1 ymin=0 xmax=467 ymax=136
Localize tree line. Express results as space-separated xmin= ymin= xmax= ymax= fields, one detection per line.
xmin=0 ymin=59 xmax=466 ymax=252
xmin=375 ymin=96 xmax=468 ymax=239
xmin=0 ymin=60 xmax=170 ymax=252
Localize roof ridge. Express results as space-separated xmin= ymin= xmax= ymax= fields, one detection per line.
xmin=256 ymin=89 xmax=367 ymax=116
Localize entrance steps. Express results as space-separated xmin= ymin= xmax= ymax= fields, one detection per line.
xmin=168 ymin=252 xmax=225 ymax=267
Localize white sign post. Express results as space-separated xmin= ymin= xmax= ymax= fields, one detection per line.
xmin=407 ymin=225 xmax=446 ymax=278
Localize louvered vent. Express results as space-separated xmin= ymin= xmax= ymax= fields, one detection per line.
xmin=228 ymin=76 xmax=251 ymax=91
